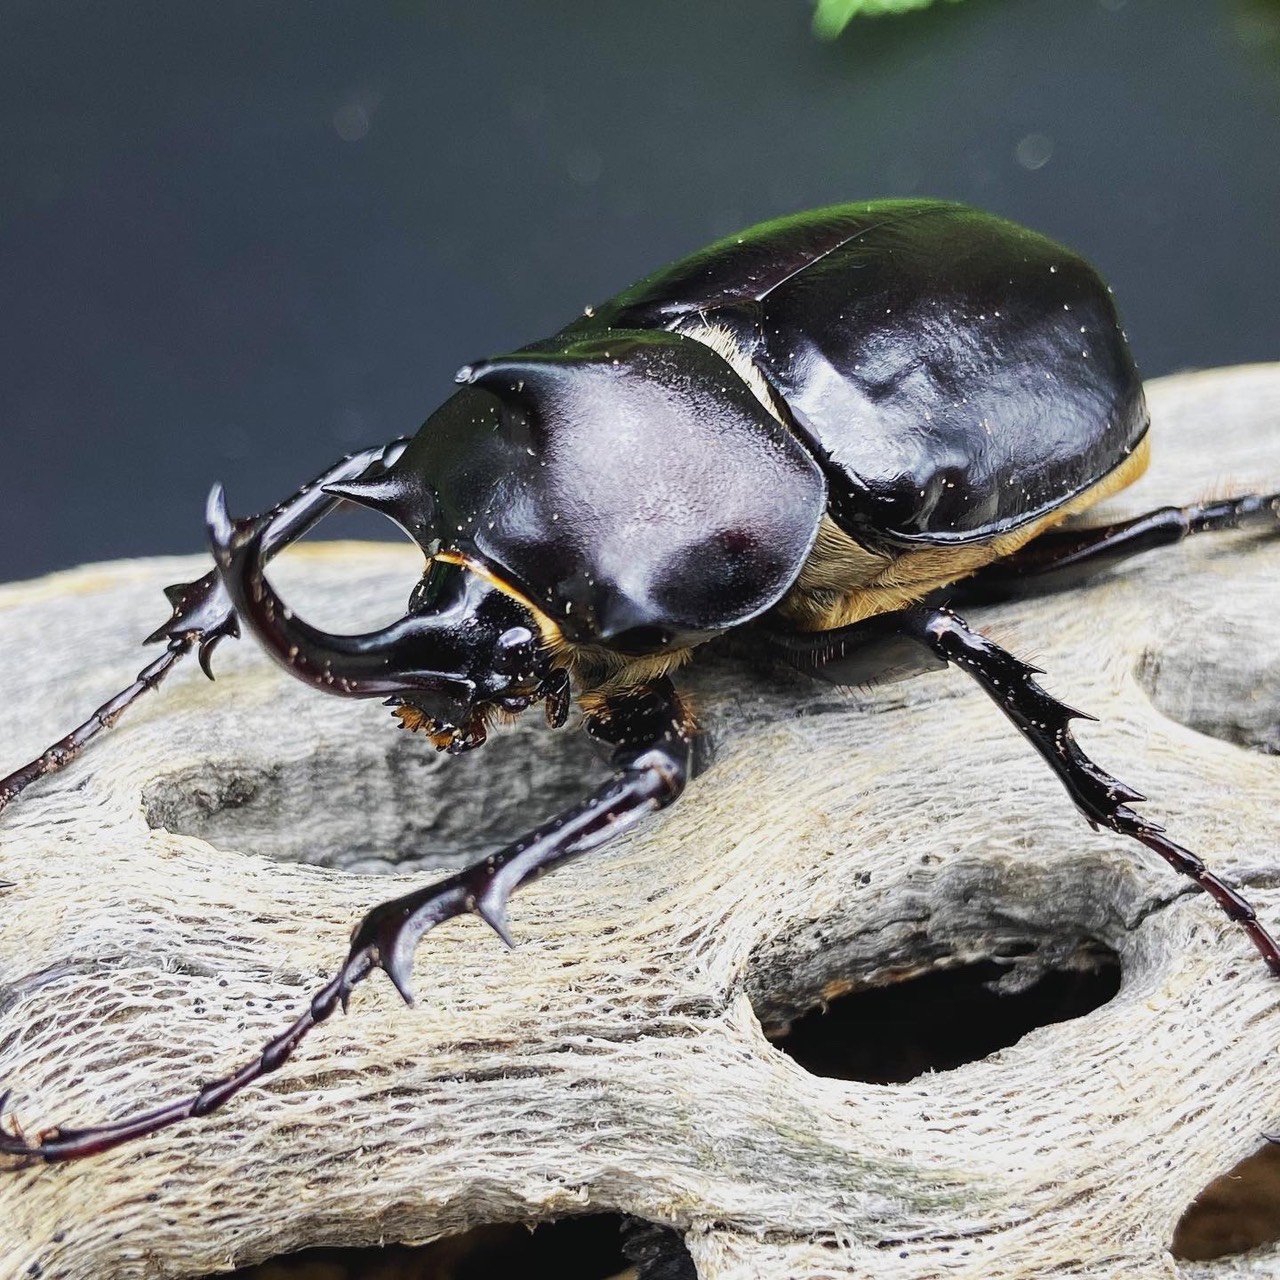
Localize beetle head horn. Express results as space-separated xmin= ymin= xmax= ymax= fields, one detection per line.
xmin=206 ymin=484 xmax=551 ymax=737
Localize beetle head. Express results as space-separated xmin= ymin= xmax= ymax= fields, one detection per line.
xmin=207 ymin=487 xmax=557 ymax=752
xmin=208 ymin=329 xmax=827 ymax=741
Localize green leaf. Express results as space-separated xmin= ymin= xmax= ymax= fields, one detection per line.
xmin=813 ymin=0 xmax=965 ymax=41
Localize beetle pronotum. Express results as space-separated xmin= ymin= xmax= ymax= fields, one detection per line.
xmin=2 ymin=199 xmax=1277 ymax=1162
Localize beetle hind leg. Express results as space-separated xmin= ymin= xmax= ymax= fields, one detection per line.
xmin=952 ymin=490 xmax=1280 ymax=604
xmin=0 ymin=679 xmax=700 ymax=1162
xmin=772 ymin=607 xmax=1280 ymax=977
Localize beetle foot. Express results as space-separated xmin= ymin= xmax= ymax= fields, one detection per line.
xmin=0 ymin=679 xmax=696 ymax=1160
xmin=0 ymin=871 xmax=527 ymax=1163
xmin=0 ymin=574 xmax=241 ymax=816
xmin=0 ymin=1091 xmax=32 ymax=1163
xmin=0 ymin=950 xmax=381 ymax=1164
xmin=0 ymin=1091 xmax=74 ymax=1166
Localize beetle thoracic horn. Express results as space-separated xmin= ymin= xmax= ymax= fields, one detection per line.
xmin=205 ymin=483 xmax=478 ymax=705
xmin=321 ymin=468 xmax=438 ymax=549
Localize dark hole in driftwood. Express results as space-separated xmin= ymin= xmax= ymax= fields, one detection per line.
xmin=1171 ymin=1142 xmax=1280 ymax=1261
xmin=767 ymin=954 xmax=1122 ymax=1084
xmin=142 ymin=726 xmax=606 ymax=873
xmin=1134 ymin=619 xmax=1280 ymax=757
xmin=198 ymin=1213 xmax=694 ymax=1280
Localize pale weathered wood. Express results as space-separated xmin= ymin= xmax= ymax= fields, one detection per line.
xmin=1 ymin=365 xmax=1279 ymax=1280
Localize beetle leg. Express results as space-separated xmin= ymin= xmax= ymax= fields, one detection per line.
xmin=0 ymin=679 xmax=701 ymax=1163
xmin=0 ymin=439 xmax=410 ymax=816
xmin=952 ymin=490 xmax=1280 ymax=604
xmin=771 ymin=606 xmax=1280 ymax=977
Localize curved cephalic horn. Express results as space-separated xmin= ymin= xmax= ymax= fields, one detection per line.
xmin=205 ymin=484 xmax=476 ymax=704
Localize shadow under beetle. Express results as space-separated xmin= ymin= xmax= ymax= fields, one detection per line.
xmin=2 ymin=199 xmax=1279 ymax=1162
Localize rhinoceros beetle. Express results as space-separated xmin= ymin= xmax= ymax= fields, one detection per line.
xmin=2 ymin=199 xmax=1278 ymax=1162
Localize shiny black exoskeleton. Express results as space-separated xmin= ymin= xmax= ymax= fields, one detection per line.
xmin=3 ymin=200 xmax=1278 ymax=1162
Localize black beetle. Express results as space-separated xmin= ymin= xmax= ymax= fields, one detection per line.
xmin=2 ymin=198 xmax=1278 ymax=1162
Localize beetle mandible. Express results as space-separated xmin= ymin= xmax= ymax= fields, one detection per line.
xmin=2 ymin=198 xmax=1278 ymax=1162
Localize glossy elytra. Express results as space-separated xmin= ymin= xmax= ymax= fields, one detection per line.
xmin=3 ymin=200 xmax=1278 ymax=1163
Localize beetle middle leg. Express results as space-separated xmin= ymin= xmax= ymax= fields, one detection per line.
xmin=0 ymin=438 xmax=410 ymax=816
xmin=952 ymin=490 xmax=1280 ymax=603
xmin=770 ymin=606 xmax=1280 ymax=976
xmin=0 ymin=679 xmax=700 ymax=1163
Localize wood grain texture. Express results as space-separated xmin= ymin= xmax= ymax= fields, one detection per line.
xmin=1 ymin=365 xmax=1279 ymax=1279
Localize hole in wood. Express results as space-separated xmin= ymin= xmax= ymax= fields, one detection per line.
xmin=764 ymin=952 xmax=1121 ymax=1083
xmin=1171 ymin=1142 xmax=1280 ymax=1261
xmin=142 ymin=721 xmax=605 ymax=874
xmin=1134 ymin=616 xmax=1280 ymax=756
xmin=197 ymin=1212 xmax=694 ymax=1279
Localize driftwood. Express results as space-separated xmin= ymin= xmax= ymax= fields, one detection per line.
xmin=1 ymin=364 xmax=1279 ymax=1279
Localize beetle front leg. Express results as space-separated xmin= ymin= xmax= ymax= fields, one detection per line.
xmin=772 ymin=607 xmax=1280 ymax=977
xmin=0 ymin=679 xmax=701 ymax=1163
xmin=0 ymin=439 xmax=410 ymax=815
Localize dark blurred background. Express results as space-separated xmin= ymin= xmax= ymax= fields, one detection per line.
xmin=1 ymin=0 xmax=1278 ymax=583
